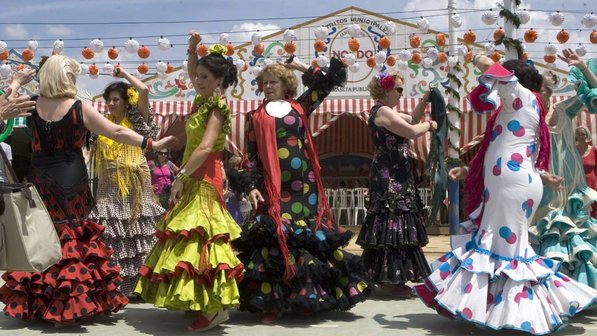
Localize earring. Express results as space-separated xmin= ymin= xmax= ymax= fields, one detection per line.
xmin=214 ymin=86 xmax=222 ymax=97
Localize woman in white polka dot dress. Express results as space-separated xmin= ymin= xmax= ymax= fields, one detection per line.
xmin=415 ymin=55 xmax=597 ymax=334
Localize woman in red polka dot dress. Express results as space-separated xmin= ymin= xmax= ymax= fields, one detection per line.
xmin=0 ymin=55 xmax=175 ymax=326
xmin=415 ymin=56 xmax=597 ymax=334
xmin=230 ymin=58 xmax=371 ymax=323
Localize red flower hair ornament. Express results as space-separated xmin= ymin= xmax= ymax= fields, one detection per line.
xmin=377 ymin=72 xmax=395 ymax=90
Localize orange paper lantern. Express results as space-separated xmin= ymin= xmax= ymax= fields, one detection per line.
xmin=556 ymin=29 xmax=570 ymax=44
xmin=464 ymin=50 xmax=473 ymax=63
xmin=409 ymin=34 xmax=421 ymax=48
xmin=82 ymin=47 xmax=95 ymax=60
xmin=88 ymin=63 xmax=98 ymax=75
xmin=166 ymin=63 xmax=174 ymax=73
xmin=493 ymin=27 xmax=505 ymax=41
xmin=226 ymin=43 xmax=235 ymax=56
xmin=524 ymin=29 xmax=538 ymax=43
xmin=253 ymin=43 xmax=265 ymax=56
xmin=411 ymin=52 xmax=422 ymax=64
xmin=435 ymin=33 xmax=446 ymax=47
xmin=386 ymin=55 xmax=396 ymax=67
xmin=490 ymin=52 xmax=501 ymax=63
xmin=0 ymin=50 xmax=8 ymax=61
xmin=108 ymin=46 xmax=119 ymax=60
xmin=437 ymin=52 xmax=448 ymax=63
xmin=197 ymin=44 xmax=209 ymax=57
xmin=21 ymin=48 xmax=34 ymax=61
xmin=544 ymin=55 xmax=556 ymax=63
xmin=314 ymin=40 xmax=327 ymax=52
xmin=137 ymin=63 xmax=148 ymax=74
xmin=366 ymin=56 xmax=376 ymax=68
xmin=378 ymin=36 xmax=391 ymax=49
xmin=284 ymin=42 xmax=297 ymax=54
xmin=591 ymin=30 xmax=597 ymax=44
xmin=348 ymin=38 xmax=360 ymax=52
xmin=463 ymin=30 xmax=476 ymax=44
xmin=137 ymin=45 xmax=150 ymax=59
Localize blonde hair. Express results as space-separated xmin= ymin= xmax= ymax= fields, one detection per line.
xmin=367 ymin=72 xmax=404 ymax=100
xmin=38 ymin=55 xmax=80 ymax=98
xmin=257 ymin=64 xmax=298 ymax=97
xmin=576 ymin=126 xmax=592 ymax=144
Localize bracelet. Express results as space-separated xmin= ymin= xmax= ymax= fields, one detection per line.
xmin=140 ymin=135 xmax=148 ymax=149
xmin=426 ymin=121 xmax=433 ymax=132
xmin=176 ymin=168 xmax=191 ymax=184
xmin=146 ymin=138 xmax=153 ymax=151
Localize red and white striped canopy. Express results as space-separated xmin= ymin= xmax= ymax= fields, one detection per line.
xmin=91 ymin=96 xmax=593 ymax=162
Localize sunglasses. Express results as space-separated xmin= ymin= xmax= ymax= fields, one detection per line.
xmin=395 ymin=87 xmax=403 ymax=94
xmin=157 ymin=152 xmax=168 ymax=155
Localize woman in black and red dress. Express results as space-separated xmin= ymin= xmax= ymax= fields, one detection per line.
xmin=0 ymin=55 xmax=174 ymax=325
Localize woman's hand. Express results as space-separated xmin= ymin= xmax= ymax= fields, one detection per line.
xmin=558 ymin=48 xmax=585 ymax=68
xmin=428 ymin=120 xmax=438 ymax=131
xmin=0 ymin=89 xmax=35 ymax=121
xmin=188 ymin=31 xmax=202 ymax=48
xmin=169 ymin=179 xmax=184 ymax=205
xmin=448 ymin=167 xmax=468 ymax=180
xmin=14 ymin=68 xmax=35 ymax=86
xmin=248 ymin=188 xmax=264 ymax=209
xmin=153 ymin=136 xmax=179 ymax=151
xmin=283 ymin=57 xmax=309 ymax=73
xmin=540 ymin=173 xmax=564 ymax=190
xmin=112 ymin=65 xmax=128 ymax=78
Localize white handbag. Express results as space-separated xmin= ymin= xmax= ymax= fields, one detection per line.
xmin=0 ymin=146 xmax=61 ymax=272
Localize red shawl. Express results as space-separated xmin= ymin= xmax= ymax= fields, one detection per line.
xmin=251 ymin=99 xmax=334 ymax=280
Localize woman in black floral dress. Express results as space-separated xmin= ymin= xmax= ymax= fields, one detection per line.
xmin=357 ymin=72 xmax=435 ymax=297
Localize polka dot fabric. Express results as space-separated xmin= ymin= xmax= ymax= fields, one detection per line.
xmin=416 ymin=71 xmax=597 ymax=334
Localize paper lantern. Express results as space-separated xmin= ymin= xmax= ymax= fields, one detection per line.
xmin=457 ymin=44 xmax=468 ymax=57
xmin=549 ymin=11 xmax=565 ymax=27
xmin=576 ymin=44 xmax=587 ymax=57
xmin=437 ymin=52 xmax=448 ymax=63
xmin=133 ymin=70 xmax=144 ymax=79
xmin=0 ymin=64 xmax=12 ymax=78
xmin=284 ymin=42 xmax=296 ymax=55
xmin=155 ymin=61 xmax=167 ymax=74
xmin=384 ymin=21 xmax=396 ymax=34
xmin=484 ymin=42 xmax=496 ymax=54
xmin=348 ymin=38 xmax=360 ymax=52
xmin=386 ymin=55 xmax=396 ymax=67
xmin=591 ymin=30 xmax=597 ymax=44
xmin=482 ymin=10 xmax=499 ymax=25
xmin=581 ymin=12 xmax=597 ymax=28
xmin=89 ymin=38 xmax=104 ymax=53
xmin=346 ymin=24 xmax=361 ymax=38
xmin=124 ymin=38 xmax=140 ymax=54
xmin=374 ymin=51 xmax=386 ymax=65
xmin=251 ymin=32 xmax=262 ymax=46
xmin=234 ymin=59 xmax=246 ymax=72
xmin=397 ymin=60 xmax=408 ymax=71
xmin=464 ymin=50 xmax=473 ymax=63
xmin=102 ymin=63 xmax=114 ymax=74
xmin=422 ymin=57 xmax=433 ymax=68
xmin=28 ymin=40 xmax=38 ymax=52
xmin=490 ymin=52 xmax=501 ymax=63
xmin=0 ymin=50 xmax=8 ymax=61
xmin=450 ymin=13 xmax=462 ymax=28
xmin=366 ymin=56 xmax=376 ymax=68
xmin=378 ymin=36 xmax=391 ymax=49
xmin=374 ymin=64 xmax=383 ymax=72
xmin=137 ymin=63 xmax=148 ymax=74
xmin=349 ymin=63 xmax=360 ymax=73
xmin=88 ymin=63 xmax=98 ymax=76
xmin=463 ymin=30 xmax=476 ymax=44
xmin=158 ymin=36 xmax=171 ymax=51
xmin=409 ymin=34 xmax=421 ymax=48
xmin=426 ymin=47 xmax=439 ymax=61
xmin=82 ymin=47 xmax=95 ymax=60
xmin=316 ymin=55 xmax=329 ymax=68
xmin=494 ymin=27 xmax=505 ymax=41
xmin=263 ymin=58 xmax=274 ymax=67
xmin=219 ymin=33 xmax=230 ymax=45
xmin=253 ymin=43 xmax=265 ymax=56
xmin=314 ymin=40 xmax=327 ymax=53
xmin=544 ymin=43 xmax=558 ymax=55
xmin=518 ymin=9 xmax=531 ymax=25
xmin=197 ymin=44 xmax=209 ymax=57
xmin=520 ymin=52 xmax=529 ymax=61
xmin=417 ymin=17 xmax=430 ymax=33
xmin=314 ymin=26 xmax=329 ymax=40
xmin=137 ymin=45 xmax=151 ymax=59
xmin=79 ymin=63 xmax=89 ymax=75
xmin=344 ymin=54 xmax=356 ymax=66
xmin=283 ymin=29 xmax=296 ymax=43
xmin=0 ymin=40 xmax=7 ymax=53
xmin=411 ymin=52 xmax=422 ymax=65
xmin=397 ymin=49 xmax=412 ymax=61
xmin=435 ymin=33 xmax=446 ymax=47
xmin=524 ymin=29 xmax=538 ymax=43
xmin=226 ymin=43 xmax=235 ymax=56
xmin=21 ymin=48 xmax=34 ymax=61
xmin=556 ymin=30 xmax=569 ymax=44
xmin=53 ymin=39 xmax=64 ymax=54
xmin=447 ymin=56 xmax=458 ymax=67
xmin=108 ymin=46 xmax=119 ymax=60
xmin=251 ymin=66 xmax=262 ymax=76
xmin=544 ymin=55 xmax=556 ymax=64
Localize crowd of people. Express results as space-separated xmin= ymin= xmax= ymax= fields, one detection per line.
xmin=0 ymin=30 xmax=596 ymax=334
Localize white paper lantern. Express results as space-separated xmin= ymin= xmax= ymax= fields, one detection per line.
xmin=251 ymin=32 xmax=262 ymax=46
xmin=235 ymin=59 xmax=246 ymax=71
xmin=447 ymin=56 xmax=458 ymax=67
xmin=576 ymin=44 xmax=587 ymax=57
xmin=0 ymin=64 xmax=12 ymax=78
xmin=484 ymin=42 xmax=496 ymax=54
xmin=349 ymin=63 xmax=360 ymax=73
xmin=457 ymin=44 xmax=468 ymax=57
xmin=102 ymin=62 xmax=114 ymax=74
xmin=417 ymin=17 xmax=430 ymax=33
xmin=158 ymin=36 xmax=171 ymax=51
xmin=79 ymin=63 xmax=89 ymax=75
xmin=314 ymin=26 xmax=329 ymax=40
xmin=549 ymin=11 xmax=565 ymax=27
xmin=518 ymin=9 xmax=531 ymax=25
xmin=133 ymin=70 xmax=144 ymax=79
xmin=27 ymin=40 xmax=38 ymax=52
xmin=263 ymin=58 xmax=274 ymax=66
xmin=0 ymin=40 xmax=7 ymax=53
xmin=346 ymin=24 xmax=362 ymax=38
xmin=124 ymin=38 xmax=140 ymax=54
xmin=397 ymin=60 xmax=409 ymax=71
xmin=397 ymin=49 xmax=412 ymax=62
xmin=422 ymin=57 xmax=434 ymax=68
xmin=89 ymin=38 xmax=104 ymax=53
xmin=450 ymin=13 xmax=462 ymax=28
xmin=53 ymin=39 xmax=64 ymax=54
xmin=546 ymin=62 xmax=556 ymax=70
xmin=481 ymin=10 xmax=499 ymax=25
xmin=384 ymin=21 xmax=397 ymax=34
xmin=283 ymin=29 xmax=296 ymax=43
xmin=374 ymin=64 xmax=383 ymax=72
xmin=544 ymin=43 xmax=558 ymax=55
xmin=219 ymin=33 xmax=230 ymax=45
xmin=316 ymin=55 xmax=329 ymax=68
xmin=426 ymin=47 xmax=439 ymax=61
xmin=252 ymin=66 xmax=262 ymax=76
xmin=155 ymin=61 xmax=168 ymax=74
xmin=344 ymin=53 xmax=356 ymax=66
xmin=374 ymin=51 xmax=387 ymax=65
xmin=581 ymin=13 xmax=597 ymax=28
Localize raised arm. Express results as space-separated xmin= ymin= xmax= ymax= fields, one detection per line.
xmin=559 ymin=48 xmax=597 ymax=88
xmin=187 ymin=32 xmax=202 ymax=94
xmin=374 ymin=105 xmax=436 ymax=139
xmin=6 ymin=69 xmax=35 ymax=99
xmin=114 ymin=66 xmax=150 ymax=121
xmin=296 ymin=57 xmax=347 ymax=117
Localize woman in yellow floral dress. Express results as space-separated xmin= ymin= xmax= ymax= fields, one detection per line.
xmin=135 ymin=34 xmax=243 ymax=332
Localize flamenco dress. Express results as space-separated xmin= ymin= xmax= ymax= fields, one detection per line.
xmin=0 ymin=100 xmax=128 ymax=323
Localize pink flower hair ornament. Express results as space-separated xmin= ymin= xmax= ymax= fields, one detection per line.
xmin=376 ymin=72 xmax=396 ymax=90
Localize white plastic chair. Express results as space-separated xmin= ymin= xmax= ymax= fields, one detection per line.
xmin=418 ymin=187 xmax=432 ymax=208
xmin=334 ymin=188 xmax=353 ymax=226
xmin=351 ymin=187 xmax=368 ymax=226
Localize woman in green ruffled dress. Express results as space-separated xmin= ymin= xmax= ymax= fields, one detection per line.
xmin=530 ymin=51 xmax=597 ymax=288
xmin=134 ymin=33 xmax=243 ymax=332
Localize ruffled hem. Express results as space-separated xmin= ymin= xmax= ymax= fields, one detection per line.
xmin=98 ymin=216 xmax=160 ymax=239
xmin=361 ymin=246 xmax=431 ymax=284
xmin=415 ymin=233 xmax=597 ymax=335
xmin=234 ymin=214 xmax=372 ymax=314
xmin=0 ymin=219 xmax=128 ymax=323
xmin=89 ymin=199 xmax=164 ymax=222
xmin=102 ymin=234 xmax=156 ymax=261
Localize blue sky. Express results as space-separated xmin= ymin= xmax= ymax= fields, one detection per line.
xmin=0 ymin=0 xmax=595 ymax=96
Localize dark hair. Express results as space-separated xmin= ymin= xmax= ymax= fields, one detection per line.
xmin=197 ymin=53 xmax=238 ymax=89
xmin=502 ymin=59 xmax=543 ymax=92
xmin=102 ymin=81 xmax=133 ymax=108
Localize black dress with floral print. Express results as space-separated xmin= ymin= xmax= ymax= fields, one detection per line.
xmin=356 ymin=105 xmax=431 ymax=284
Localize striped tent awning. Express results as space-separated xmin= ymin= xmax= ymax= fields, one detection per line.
xmin=90 ymin=96 xmax=592 ymax=162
